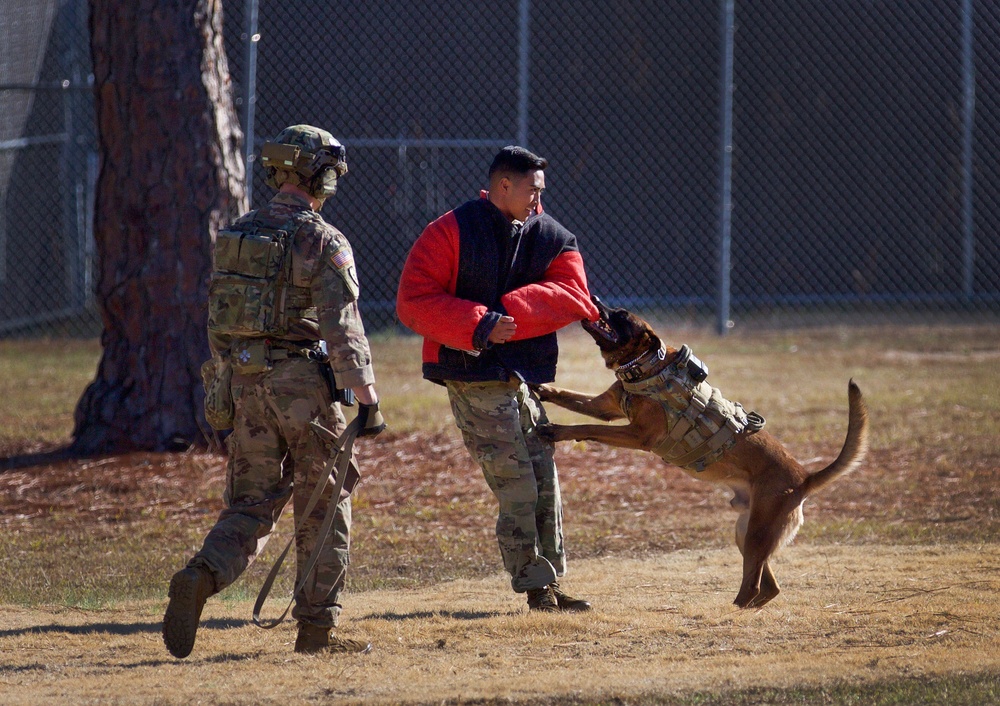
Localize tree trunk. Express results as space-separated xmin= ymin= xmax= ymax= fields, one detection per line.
xmin=73 ymin=0 xmax=246 ymax=453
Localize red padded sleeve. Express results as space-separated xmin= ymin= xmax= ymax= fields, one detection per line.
xmin=396 ymin=212 xmax=489 ymax=351
xmin=501 ymin=250 xmax=600 ymax=340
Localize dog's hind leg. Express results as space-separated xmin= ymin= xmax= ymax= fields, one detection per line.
xmin=732 ymin=497 xmax=762 ymax=608
xmin=733 ymin=503 xmax=783 ymax=609
xmin=729 ymin=498 xmax=781 ymax=608
xmin=745 ymin=562 xmax=780 ymax=608
xmin=734 ymin=549 xmax=766 ymax=609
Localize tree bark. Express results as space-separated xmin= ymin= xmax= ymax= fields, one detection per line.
xmin=73 ymin=0 xmax=246 ymax=453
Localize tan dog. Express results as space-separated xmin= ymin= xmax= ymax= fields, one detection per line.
xmin=535 ymin=298 xmax=869 ymax=608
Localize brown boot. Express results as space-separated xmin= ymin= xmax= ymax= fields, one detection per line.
xmin=550 ymin=581 xmax=592 ymax=612
xmin=526 ymin=586 xmax=559 ymax=613
xmin=295 ymin=623 xmax=372 ymax=654
xmin=163 ymin=566 xmax=215 ymax=658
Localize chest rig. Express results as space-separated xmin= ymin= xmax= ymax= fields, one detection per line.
xmin=617 ymin=343 xmax=765 ymax=472
xmin=207 ymin=210 xmax=319 ymax=340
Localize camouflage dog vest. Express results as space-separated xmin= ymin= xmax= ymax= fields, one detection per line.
xmin=618 ymin=344 xmax=765 ymax=472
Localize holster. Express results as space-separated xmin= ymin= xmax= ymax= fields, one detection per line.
xmin=311 ymin=347 xmax=355 ymax=407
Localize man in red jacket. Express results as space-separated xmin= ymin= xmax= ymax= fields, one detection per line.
xmin=397 ymin=146 xmax=599 ymax=612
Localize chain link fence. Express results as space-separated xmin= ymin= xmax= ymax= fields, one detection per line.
xmin=3 ymin=0 xmax=999 ymax=337
xmin=0 ymin=0 xmax=96 ymax=336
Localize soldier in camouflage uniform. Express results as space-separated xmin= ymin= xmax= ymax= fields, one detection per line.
xmin=397 ymin=146 xmax=599 ymax=613
xmin=163 ymin=125 xmax=386 ymax=659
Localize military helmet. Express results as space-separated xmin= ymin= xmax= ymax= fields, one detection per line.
xmin=260 ymin=124 xmax=348 ymax=200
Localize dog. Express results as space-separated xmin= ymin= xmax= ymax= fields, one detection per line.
xmin=534 ymin=297 xmax=869 ymax=608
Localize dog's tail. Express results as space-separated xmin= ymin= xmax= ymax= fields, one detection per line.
xmin=800 ymin=379 xmax=870 ymax=498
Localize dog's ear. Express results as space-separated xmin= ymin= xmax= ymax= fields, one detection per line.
xmin=638 ymin=328 xmax=659 ymax=350
xmin=600 ymin=312 xmax=659 ymax=365
xmin=585 ymin=305 xmax=666 ymax=368
xmin=622 ymin=311 xmax=656 ymax=344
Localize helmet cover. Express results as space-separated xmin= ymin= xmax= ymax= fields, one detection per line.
xmin=260 ymin=124 xmax=347 ymax=200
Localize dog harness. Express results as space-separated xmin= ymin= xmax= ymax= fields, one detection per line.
xmin=617 ymin=343 xmax=765 ymax=472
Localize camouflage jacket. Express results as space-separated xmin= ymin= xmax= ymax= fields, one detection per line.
xmin=208 ymin=191 xmax=375 ymax=390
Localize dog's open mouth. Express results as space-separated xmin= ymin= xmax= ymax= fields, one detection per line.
xmin=582 ymin=316 xmax=619 ymax=345
xmin=581 ymin=296 xmax=622 ymax=347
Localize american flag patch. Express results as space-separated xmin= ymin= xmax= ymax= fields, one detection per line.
xmin=330 ymin=247 xmax=352 ymax=269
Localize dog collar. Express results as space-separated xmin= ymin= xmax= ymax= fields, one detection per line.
xmin=615 ymin=343 xmax=670 ymax=383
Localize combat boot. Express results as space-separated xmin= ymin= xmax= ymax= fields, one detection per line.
xmin=294 ymin=623 xmax=372 ymax=654
xmin=549 ymin=581 xmax=592 ymax=612
xmin=163 ymin=566 xmax=215 ymax=658
xmin=526 ymin=586 xmax=559 ymax=613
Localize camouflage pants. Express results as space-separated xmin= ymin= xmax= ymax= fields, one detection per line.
xmin=446 ymin=379 xmax=565 ymax=592
xmin=188 ymin=357 xmax=352 ymax=628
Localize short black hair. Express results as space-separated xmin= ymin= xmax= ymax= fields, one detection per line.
xmin=488 ymin=145 xmax=548 ymax=180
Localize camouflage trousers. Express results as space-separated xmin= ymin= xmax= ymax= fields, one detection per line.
xmin=188 ymin=357 xmax=352 ymax=629
xmin=445 ymin=379 xmax=565 ymax=592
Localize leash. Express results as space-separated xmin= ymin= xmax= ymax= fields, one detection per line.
xmin=252 ymin=417 xmax=360 ymax=629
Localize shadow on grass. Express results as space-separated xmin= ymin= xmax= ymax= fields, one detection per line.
xmin=6 ymin=651 xmax=268 ymax=671
xmin=0 ymin=446 xmax=77 ymax=471
xmin=0 ymin=617 xmax=248 ymax=639
xmin=361 ymin=609 xmax=504 ymax=621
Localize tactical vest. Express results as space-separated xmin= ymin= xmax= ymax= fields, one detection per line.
xmin=618 ymin=345 xmax=765 ymax=472
xmin=207 ymin=210 xmax=319 ymax=339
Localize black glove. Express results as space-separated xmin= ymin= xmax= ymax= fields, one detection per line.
xmin=356 ymin=401 xmax=386 ymax=438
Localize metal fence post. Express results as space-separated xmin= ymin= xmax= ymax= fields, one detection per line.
xmin=517 ymin=0 xmax=531 ymax=148
xmin=243 ymin=0 xmax=260 ymax=204
xmin=59 ymin=0 xmax=87 ymax=311
xmin=961 ymin=0 xmax=976 ymax=299
xmin=717 ymin=0 xmax=735 ymax=335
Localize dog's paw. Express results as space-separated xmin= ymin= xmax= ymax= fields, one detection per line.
xmin=531 ymin=383 xmax=555 ymax=401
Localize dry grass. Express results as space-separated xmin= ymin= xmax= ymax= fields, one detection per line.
xmin=1 ymin=545 xmax=998 ymax=704
xmin=0 ymin=339 xmax=99 ymax=452
xmin=0 ymin=323 xmax=999 ymax=704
